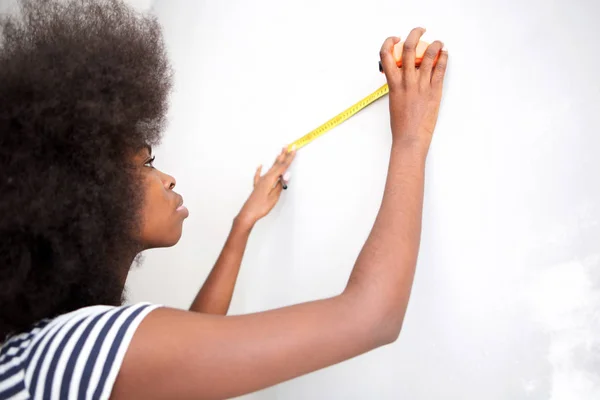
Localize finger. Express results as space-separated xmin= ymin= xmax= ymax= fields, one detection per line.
xmin=419 ymin=40 xmax=443 ymax=86
xmin=272 ymin=147 xmax=286 ymax=166
xmin=269 ymin=147 xmax=296 ymax=179
xmin=431 ymin=47 xmax=448 ymax=89
xmin=264 ymin=147 xmax=287 ymax=178
xmin=286 ymin=144 xmax=297 ymax=155
xmin=278 ymin=148 xmax=296 ymax=176
xmin=379 ymin=36 xmax=401 ymax=82
xmin=270 ymin=179 xmax=284 ymax=197
xmin=253 ymin=165 xmax=262 ymax=187
xmin=402 ymin=27 xmax=426 ymax=78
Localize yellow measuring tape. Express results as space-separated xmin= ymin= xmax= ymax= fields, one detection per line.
xmin=286 ymin=83 xmax=389 ymax=152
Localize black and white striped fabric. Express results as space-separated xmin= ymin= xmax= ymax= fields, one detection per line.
xmin=0 ymin=302 xmax=159 ymax=400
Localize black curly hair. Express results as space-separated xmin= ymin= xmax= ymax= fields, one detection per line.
xmin=0 ymin=0 xmax=172 ymax=340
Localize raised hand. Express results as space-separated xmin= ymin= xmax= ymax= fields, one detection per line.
xmin=379 ymin=28 xmax=448 ymax=149
xmin=237 ymin=146 xmax=296 ymax=227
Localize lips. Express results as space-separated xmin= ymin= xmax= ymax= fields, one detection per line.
xmin=174 ymin=193 xmax=188 ymax=217
xmin=176 ymin=195 xmax=184 ymax=209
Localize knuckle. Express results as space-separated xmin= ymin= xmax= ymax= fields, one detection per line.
xmin=388 ymin=77 xmax=402 ymax=91
xmin=424 ymin=47 xmax=438 ymax=60
xmin=380 ymin=37 xmax=395 ymax=57
xmin=403 ymin=41 xmax=415 ymax=52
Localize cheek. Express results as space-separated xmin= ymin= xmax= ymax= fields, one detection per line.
xmin=140 ymin=177 xmax=164 ymax=226
xmin=141 ymin=177 xmax=177 ymax=228
xmin=137 ymin=173 xmax=184 ymax=248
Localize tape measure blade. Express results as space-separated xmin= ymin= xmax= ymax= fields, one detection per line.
xmin=288 ymin=83 xmax=389 ymax=151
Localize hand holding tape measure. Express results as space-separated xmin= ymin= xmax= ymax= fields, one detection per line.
xmin=285 ymin=27 xmax=447 ymax=154
xmin=269 ymin=27 xmax=447 ymax=192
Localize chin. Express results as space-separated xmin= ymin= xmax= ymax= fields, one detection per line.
xmin=147 ymin=238 xmax=179 ymax=249
xmin=146 ymin=229 xmax=184 ymax=249
xmin=163 ymin=231 xmax=183 ymax=248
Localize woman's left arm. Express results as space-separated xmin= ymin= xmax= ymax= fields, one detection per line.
xmin=189 ymin=147 xmax=295 ymax=315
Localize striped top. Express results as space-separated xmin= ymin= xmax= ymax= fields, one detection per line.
xmin=0 ymin=302 xmax=160 ymax=400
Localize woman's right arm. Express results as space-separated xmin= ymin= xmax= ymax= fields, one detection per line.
xmin=111 ymin=28 xmax=447 ymax=400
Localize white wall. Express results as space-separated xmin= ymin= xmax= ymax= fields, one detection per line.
xmin=124 ymin=0 xmax=600 ymax=399
xmin=123 ymin=0 xmax=153 ymax=12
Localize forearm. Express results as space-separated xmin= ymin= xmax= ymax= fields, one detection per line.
xmin=121 ymin=143 xmax=431 ymax=399
xmin=344 ymin=137 xmax=429 ymax=338
xmin=189 ymin=216 xmax=254 ymax=315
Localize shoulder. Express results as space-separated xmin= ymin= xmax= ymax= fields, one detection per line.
xmin=0 ymin=302 xmax=161 ymax=400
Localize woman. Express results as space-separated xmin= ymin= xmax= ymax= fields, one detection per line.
xmin=0 ymin=0 xmax=447 ymax=399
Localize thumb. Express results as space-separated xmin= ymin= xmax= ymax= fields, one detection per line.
xmin=254 ymin=165 xmax=262 ymax=187
xmin=379 ymin=36 xmax=401 ymax=80
xmin=270 ymin=179 xmax=284 ymax=198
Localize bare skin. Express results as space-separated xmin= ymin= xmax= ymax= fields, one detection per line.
xmin=190 ymin=147 xmax=296 ymax=315
xmin=132 ymin=143 xmax=294 ymax=315
xmin=112 ymin=28 xmax=448 ymax=400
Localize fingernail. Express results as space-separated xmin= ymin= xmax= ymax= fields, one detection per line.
xmin=291 ymin=144 xmax=297 ymax=151
xmin=283 ymin=171 xmax=291 ymax=182
xmin=442 ymin=45 xmax=448 ymax=52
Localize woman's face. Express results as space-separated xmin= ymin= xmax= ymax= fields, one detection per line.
xmin=134 ymin=146 xmax=189 ymax=249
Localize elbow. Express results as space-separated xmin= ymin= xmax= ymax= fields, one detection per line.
xmin=379 ymin=320 xmax=403 ymax=345
xmin=370 ymin=295 xmax=409 ymax=346
xmin=373 ymin=310 xmax=404 ymax=346
xmin=341 ymin=287 xmax=407 ymax=347
xmin=347 ymin=294 xmax=405 ymax=347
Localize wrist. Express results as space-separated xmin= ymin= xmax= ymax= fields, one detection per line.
xmin=233 ymin=212 xmax=256 ymax=233
xmin=391 ymin=134 xmax=431 ymax=158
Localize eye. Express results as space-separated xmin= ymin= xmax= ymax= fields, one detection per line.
xmin=144 ymin=155 xmax=156 ymax=168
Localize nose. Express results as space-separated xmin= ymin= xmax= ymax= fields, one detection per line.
xmin=160 ymin=171 xmax=176 ymax=190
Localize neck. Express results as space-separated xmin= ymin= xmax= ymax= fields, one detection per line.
xmin=118 ymin=248 xmax=141 ymax=293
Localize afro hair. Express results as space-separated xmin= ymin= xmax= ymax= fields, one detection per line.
xmin=0 ymin=0 xmax=172 ymax=339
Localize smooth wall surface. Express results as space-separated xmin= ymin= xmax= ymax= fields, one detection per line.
xmin=124 ymin=0 xmax=600 ymax=399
